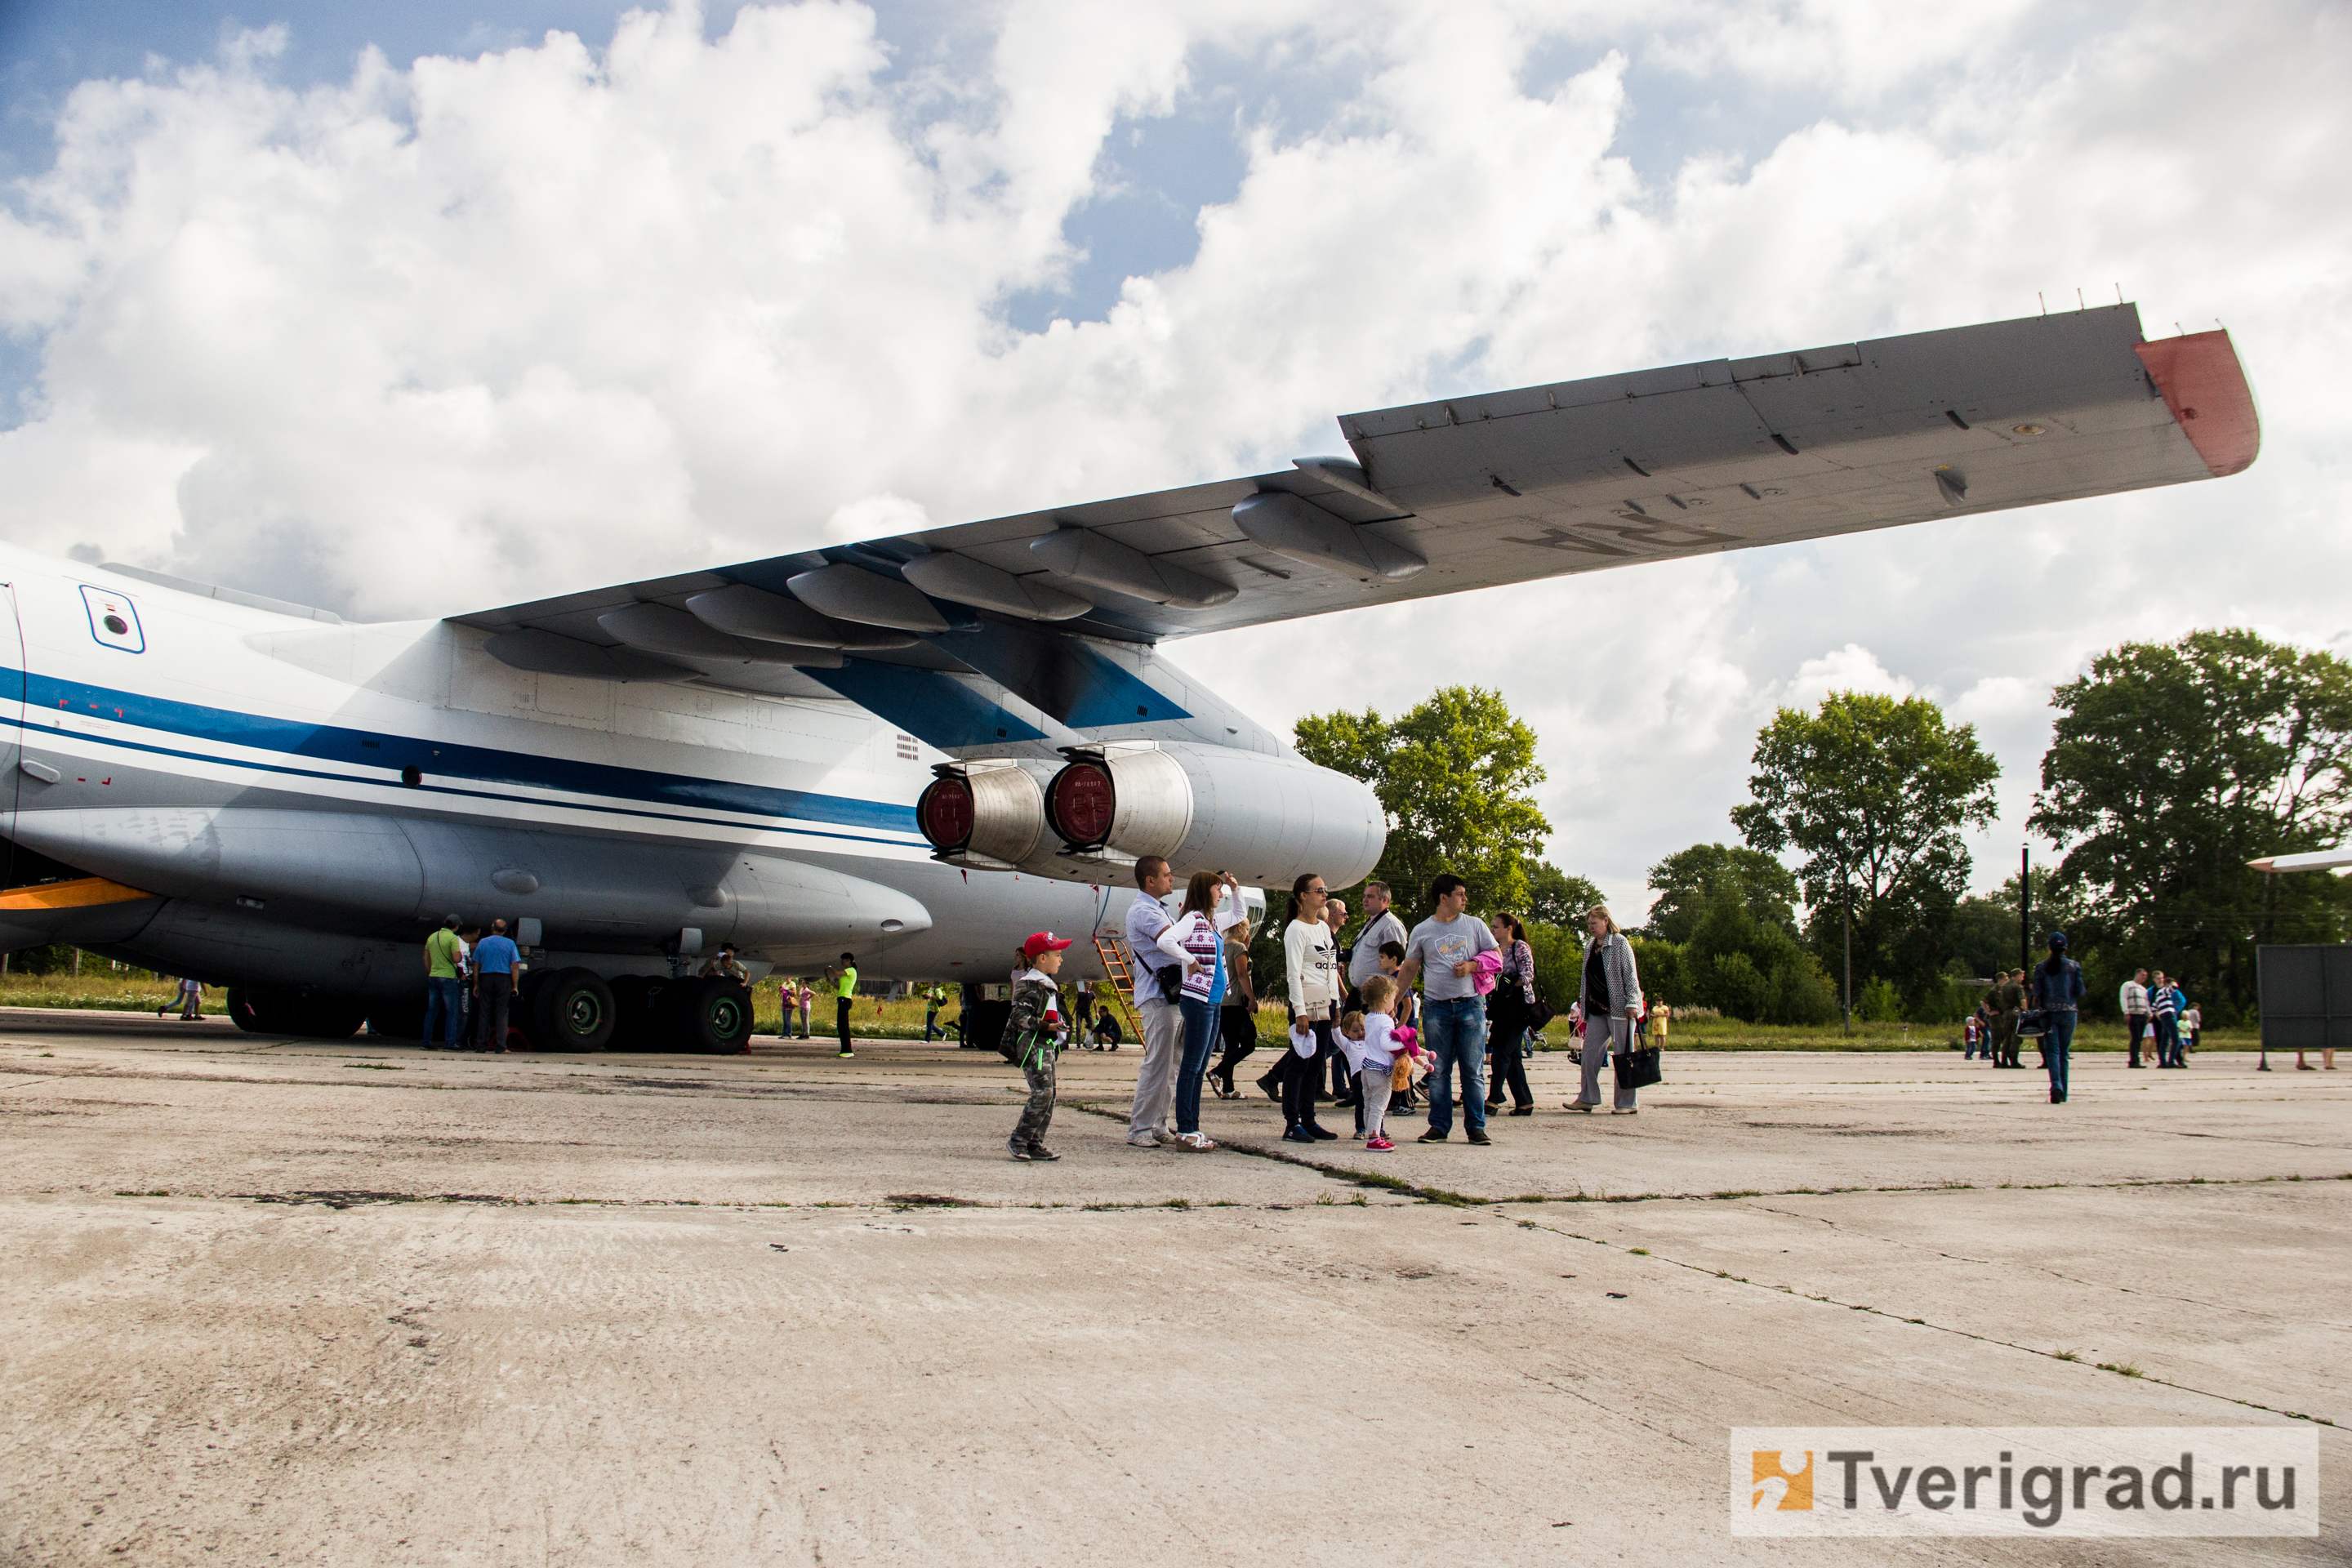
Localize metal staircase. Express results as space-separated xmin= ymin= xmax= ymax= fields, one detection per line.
xmin=1092 ymin=935 xmax=1145 ymax=1047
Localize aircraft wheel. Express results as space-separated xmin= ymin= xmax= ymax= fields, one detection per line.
xmin=608 ymin=974 xmax=654 ymax=1050
xmin=290 ymin=996 xmax=368 ymax=1040
xmin=226 ymin=987 xmax=301 ymax=1033
xmin=674 ymin=977 xmax=752 ymax=1054
xmin=531 ymin=967 xmax=617 ymax=1053
xmin=225 ymin=986 xmax=267 ymax=1033
xmin=364 ymin=996 xmax=426 ymax=1040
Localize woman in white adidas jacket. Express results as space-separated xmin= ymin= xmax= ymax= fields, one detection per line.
xmin=1281 ymin=871 xmax=1342 ymax=1144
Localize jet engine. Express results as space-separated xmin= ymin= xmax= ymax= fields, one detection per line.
xmin=918 ymin=743 xmax=1383 ymax=890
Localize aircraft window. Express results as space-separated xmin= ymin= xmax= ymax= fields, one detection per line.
xmin=78 ymin=586 xmax=145 ymax=653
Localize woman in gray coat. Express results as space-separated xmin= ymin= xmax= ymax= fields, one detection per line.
xmin=1567 ymin=904 xmax=1643 ymax=1114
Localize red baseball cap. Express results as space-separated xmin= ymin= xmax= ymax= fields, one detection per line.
xmin=1022 ymin=931 xmax=1074 ymax=961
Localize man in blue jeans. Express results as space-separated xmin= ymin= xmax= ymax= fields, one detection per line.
xmin=421 ymin=913 xmax=465 ymax=1049
xmin=1396 ymin=873 xmax=1499 ymax=1143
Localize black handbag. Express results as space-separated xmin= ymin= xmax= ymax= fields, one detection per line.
xmin=1618 ymin=1044 xmax=1664 ymax=1089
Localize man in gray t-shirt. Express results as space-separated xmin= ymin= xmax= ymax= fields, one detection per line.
xmin=1347 ymin=880 xmax=1408 ymax=992
xmin=1396 ymin=874 xmax=1501 ymax=1142
xmin=1401 ymin=909 xmax=1499 ymax=1001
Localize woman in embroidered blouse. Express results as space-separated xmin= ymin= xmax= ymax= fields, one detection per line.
xmin=1154 ymin=869 xmax=1240 ymax=1152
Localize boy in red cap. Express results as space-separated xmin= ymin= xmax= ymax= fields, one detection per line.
xmin=1007 ymin=932 xmax=1073 ymax=1160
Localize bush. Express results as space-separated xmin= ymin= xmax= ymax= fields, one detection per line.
xmin=1766 ymin=957 xmax=1839 ymax=1025
xmin=1855 ymin=977 xmax=1904 ymax=1022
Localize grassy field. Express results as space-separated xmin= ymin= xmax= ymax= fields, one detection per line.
xmin=0 ymin=971 xmax=229 ymax=1015
xmin=0 ymin=969 xmax=2257 ymax=1054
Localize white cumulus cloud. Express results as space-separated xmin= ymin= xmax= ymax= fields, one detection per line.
xmin=1 ymin=0 xmax=2347 ymax=918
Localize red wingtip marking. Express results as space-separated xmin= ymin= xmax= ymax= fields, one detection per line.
xmin=2135 ymin=330 xmax=2260 ymax=478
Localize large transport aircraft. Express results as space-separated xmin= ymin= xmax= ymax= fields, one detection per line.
xmin=0 ymin=305 xmax=2256 ymax=1051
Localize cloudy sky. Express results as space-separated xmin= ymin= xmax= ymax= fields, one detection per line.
xmin=1 ymin=0 xmax=2345 ymax=918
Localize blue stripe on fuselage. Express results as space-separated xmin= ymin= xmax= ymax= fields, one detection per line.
xmin=11 ymin=667 xmax=920 ymax=836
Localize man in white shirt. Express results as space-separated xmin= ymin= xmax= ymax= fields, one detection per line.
xmin=1123 ymin=859 xmax=1245 ymax=1147
xmin=1347 ymin=880 xmax=1407 ymax=998
xmin=2119 ymin=969 xmax=2150 ymax=1069
xmin=1124 ymin=857 xmax=1181 ymax=1147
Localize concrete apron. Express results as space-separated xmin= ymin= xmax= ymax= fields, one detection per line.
xmin=2 ymin=1018 xmax=2345 ymax=1565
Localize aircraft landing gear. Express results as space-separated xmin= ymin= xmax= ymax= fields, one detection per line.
xmin=607 ymin=974 xmax=751 ymax=1054
xmin=529 ymin=967 xmax=617 ymax=1053
xmin=225 ymin=987 xmax=368 ymax=1039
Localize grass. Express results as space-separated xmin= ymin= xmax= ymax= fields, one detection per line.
xmin=0 ymin=965 xmax=2264 ymax=1055
xmin=0 ymin=970 xmax=229 ymax=1014
xmin=2097 ymin=1361 xmax=2146 ymax=1379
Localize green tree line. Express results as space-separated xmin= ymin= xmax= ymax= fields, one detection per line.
xmin=1285 ymin=630 xmax=2352 ymax=1028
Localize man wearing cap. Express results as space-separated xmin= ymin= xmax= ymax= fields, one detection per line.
xmin=2028 ymin=932 xmax=2087 ymax=1103
xmin=1006 ymin=931 xmax=1072 ymax=1160
xmin=422 ymin=915 xmax=465 ymax=1049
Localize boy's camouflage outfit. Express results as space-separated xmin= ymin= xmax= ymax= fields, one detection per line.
xmin=1006 ymin=970 xmax=1064 ymax=1156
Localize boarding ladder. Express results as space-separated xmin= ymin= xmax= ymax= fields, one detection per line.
xmin=1093 ymin=935 xmax=1145 ymax=1048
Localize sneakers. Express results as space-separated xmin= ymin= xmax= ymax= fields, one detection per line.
xmin=1418 ymin=1129 xmax=1448 ymax=1143
xmin=1007 ymin=1142 xmax=1033 ymax=1161
xmin=1281 ymin=1126 xmax=1316 ymax=1143
xmin=1465 ymin=1128 xmax=1491 ymax=1144
xmin=1174 ymin=1131 xmax=1217 ymax=1152
xmin=1306 ymin=1123 xmax=1339 ymax=1141
xmin=837 ymin=1049 xmax=854 ymax=1058
xmin=1027 ymin=1144 xmax=1061 ymax=1161
xmin=1126 ymin=1132 xmax=1162 ymax=1148
xmin=1365 ymin=1135 xmax=1395 ymax=1152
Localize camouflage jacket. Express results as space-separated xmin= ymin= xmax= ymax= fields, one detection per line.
xmin=1006 ymin=974 xmax=1064 ymax=1068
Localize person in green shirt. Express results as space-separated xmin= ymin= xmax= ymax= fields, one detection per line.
xmin=825 ymin=953 xmax=858 ymax=1058
xmin=422 ymin=914 xmax=465 ymax=1049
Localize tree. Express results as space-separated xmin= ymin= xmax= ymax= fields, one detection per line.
xmin=1731 ymin=691 xmax=2000 ymax=1007
xmin=1642 ymin=843 xmax=1800 ymax=942
xmin=1295 ymin=686 xmax=1551 ymax=918
xmin=1522 ymin=862 xmax=1602 ymax=929
xmin=2030 ymin=629 xmax=2352 ymax=1018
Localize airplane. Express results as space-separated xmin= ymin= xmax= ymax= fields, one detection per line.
xmin=2247 ymin=852 xmax=2352 ymax=875
xmin=0 ymin=303 xmax=2256 ymax=1051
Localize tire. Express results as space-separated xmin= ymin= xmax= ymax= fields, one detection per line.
xmin=530 ymin=967 xmax=617 ymax=1053
xmin=289 ymin=996 xmax=368 ymax=1040
xmin=673 ymin=976 xmax=752 ymax=1054
xmin=365 ymin=996 xmax=426 ymax=1040
xmin=225 ymin=986 xmax=265 ymax=1033
xmin=608 ymin=973 xmax=654 ymax=1051
xmin=226 ymin=987 xmax=301 ymax=1034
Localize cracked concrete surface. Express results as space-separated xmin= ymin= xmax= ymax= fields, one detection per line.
xmin=1 ymin=1010 xmax=2345 ymax=1565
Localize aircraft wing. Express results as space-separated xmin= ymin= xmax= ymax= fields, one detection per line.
xmin=447 ymin=304 xmax=2256 ymax=748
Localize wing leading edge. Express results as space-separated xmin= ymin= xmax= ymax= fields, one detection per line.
xmin=444 ymin=304 xmax=2255 ymax=750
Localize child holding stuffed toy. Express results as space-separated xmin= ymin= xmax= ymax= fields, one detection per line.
xmin=1341 ymin=973 xmax=1423 ymax=1151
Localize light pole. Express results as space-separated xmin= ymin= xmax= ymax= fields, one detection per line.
xmin=1842 ymin=872 xmax=1853 ymax=1036
xmin=2019 ymin=845 xmax=2031 ymax=974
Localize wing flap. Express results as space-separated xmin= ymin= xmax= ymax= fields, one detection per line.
xmin=440 ymin=304 xmax=2252 ymax=744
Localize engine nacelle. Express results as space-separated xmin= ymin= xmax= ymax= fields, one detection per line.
xmin=1049 ymin=742 xmax=1383 ymax=889
xmin=915 ymin=759 xmax=1056 ymax=871
xmin=919 ymin=744 xmax=1383 ymax=889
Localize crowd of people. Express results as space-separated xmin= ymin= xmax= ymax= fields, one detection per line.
xmin=988 ymin=858 xmax=1661 ymax=1160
